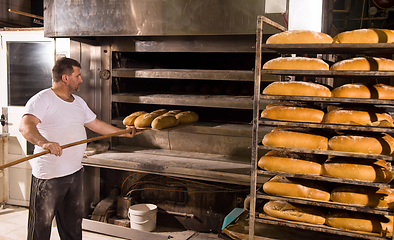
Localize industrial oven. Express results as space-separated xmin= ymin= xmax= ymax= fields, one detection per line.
xmin=41 ymin=0 xmax=328 ymax=235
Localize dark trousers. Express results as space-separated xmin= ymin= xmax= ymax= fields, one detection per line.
xmin=27 ymin=168 xmax=84 ymax=240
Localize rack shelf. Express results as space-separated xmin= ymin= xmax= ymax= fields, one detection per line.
xmin=258 ymin=145 xmax=394 ymax=161
xmin=259 ymin=119 xmax=394 ymax=133
xmin=257 ymin=170 xmax=393 ymax=188
xmin=255 ymin=215 xmax=391 ymax=240
xmin=256 ymin=193 xmax=394 ymax=216
xmin=261 ymin=69 xmax=394 ymax=78
xmin=263 ymin=43 xmax=394 ymax=54
xmin=260 ymin=94 xmax=394 ymax=105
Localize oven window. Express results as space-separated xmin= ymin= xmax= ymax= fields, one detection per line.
xmin=7 ymin=42 xmax=53 ymax=106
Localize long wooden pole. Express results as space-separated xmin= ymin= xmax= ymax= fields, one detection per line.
xmin=8 ymin=9 xmax=44 ymax=20
xmin=0 ymin=128 xmax=132 ymax=170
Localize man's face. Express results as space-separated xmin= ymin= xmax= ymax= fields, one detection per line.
xmin=67 ymin=66 xmax=83 ymax=93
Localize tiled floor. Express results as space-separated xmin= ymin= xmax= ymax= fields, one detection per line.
xmin=0 ymin=205 xmax=222 ymax=240
xmin=0 ymin=205 xmax=130 ymax=240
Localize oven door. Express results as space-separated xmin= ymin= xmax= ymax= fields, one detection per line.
xmin=0 ymin=30 xmax=54 ymax=206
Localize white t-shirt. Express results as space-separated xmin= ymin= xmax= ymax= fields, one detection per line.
xmin=24 ymin=88 xmax=96 ymax=179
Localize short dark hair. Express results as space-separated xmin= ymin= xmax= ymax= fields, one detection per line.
xmin=52 ymin=57 xmax=81 ymax=82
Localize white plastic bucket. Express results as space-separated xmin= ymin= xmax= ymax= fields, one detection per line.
xmin=128 ymin=203 xmax=158 ymax=232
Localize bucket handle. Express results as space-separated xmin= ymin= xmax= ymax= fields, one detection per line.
xmin=128 ymin=212 xmax=156 ymax=224
xmin=130 ymin=218 xmax=150 ymax=225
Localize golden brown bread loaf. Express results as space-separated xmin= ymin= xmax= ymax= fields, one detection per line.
xmin=330 ymin=57 xmax=394 ymax=71
xmin=262 ymin=128 xmax=328 ymax=150
xmin=333 ymin=29 xmax=379 ymax=43
xmin=122 ymin=111 xmax=147 ymax=126
xmin=165 ymin=110 xmax=181 ymax=116
xmin=263 ymin=57 xmax=329 ymax=71
xmin=263 ymin=200 xmax=326 ymax=224
xmin=258 ymin=151 xmax=324 ymax=175
xmin=326 ymin=210 xmax=393 ymax=235
xmin=263 ymin=176 xmax=331 ymax=201
xmin=266 ymin=30 xmax=333 ymax=44
xmin=262 ymin=81 xmax=331 ymax=97
xmin=331 ymin=185 xmax=394 ymax=209
xmin=322 ymin=108 xmax=393 ymax=126
xmin=151 ymin=115 xmax=179 ymax=129
xmin=322 ymin=157 xmax=392 ymax=183
xmin=150 ymin=109 xmax=168 ymax=115
xmin=373 ymin=28 xmax=394 ymax=43
xmin=261 ymin=105 xmax=324 ymax=123
xmin=333 ymin=28 xmax=394 ymax=43
xmin=331 ymin=83 xmax=394 ymax=99
xmin=134 ymin=112 xmax=161 ymax=128
xmin=328 ymin=132 xmax=394 ymax=155
xmin=175 ymin=111 xmax=199 ymax=124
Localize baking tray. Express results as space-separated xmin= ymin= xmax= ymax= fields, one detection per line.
xmin=261 ymin=69 xmax=394 ymax=78
xmin=257 ymin=170 xmax=394 ymax=188
xmin=255 ymin=213 xmax=392 ymax=240
xmin=257 ymin=193 xmax=394 ymax=216
xmin=259 ymin=119 xmax=394 ymax=133
xmin=260 ymin=94 xmax=394 ymax=106
xmin=258 ymin=145 xmax=394 ymax=161
xmin=263 ymin=43 xmax=394 ymax=55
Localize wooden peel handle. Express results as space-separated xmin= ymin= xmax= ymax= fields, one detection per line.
xmin=0 ymin=128 xmax=132 ymax=170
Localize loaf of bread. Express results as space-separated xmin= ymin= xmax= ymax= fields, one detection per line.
xmin=150 ymin=109 xmax=168 ymax=115
xmin=322 ymin=157 xmax=392 ymax=183
xmin=331 ymin=83 xmax=394 ymax=100
xmin=122 ymin=111 xmax=147 ymax=126
xmin=330 ymin=57 xmax=394 ymax=71
xmin=262 ymin=128 xmax=328 ymax=150
xmin=151 ymin=115 xmax=179 ymax=129
xmin=373 ymin=28 xmax=394 ymax=43
xmin=266 ymin=30 xmax=333 ymax=44
xmin=326 ymin=210 xmax=393 ymax=235
xmin=261 ymin=105 xmax=324 ymax=123
xmin=134 ymin=112 xmax=161 ymax=128
xmin=175 ymin=111 xmax=199 ymax=124
xmin=331 ymin=185 xmax=394 ymax=209
xmin=374 ymin=84 xmax=394 ymax=99
xmin=263 ymin=176 xmax=330 ymax=201
xmin=262 ymin=81 xmax=331 ymax=97
xmin=258 ymin=151 xmax=324 ymax=175
xmin=165 ymin=110 xmax=181 ymax=116
xmin=322 ymin=108 xmax=393 ymax=126
xmin=263 ymin=57 xmax=329 ymax=71
xmin=333 ymin=28 xmax=394 ymax=43
xmin=263 ymin=200 xmax=326 ymax=224
xmin=328 ymin=132 xmax=394 ymax=155
xmin=333 ymin=29 xmax=380 ymax=43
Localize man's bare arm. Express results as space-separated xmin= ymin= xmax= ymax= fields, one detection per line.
xmin=19 ymin=114 xmax=63 ymax=156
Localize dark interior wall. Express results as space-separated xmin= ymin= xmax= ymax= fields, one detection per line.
xmin=30 ymin=0 xmax=43 ymax=26
xmin=332 ymin=0 xmax=394 ymax=31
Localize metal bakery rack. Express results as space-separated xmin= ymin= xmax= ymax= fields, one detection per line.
xmin=249 ymin=16 xmax=394 ymax=240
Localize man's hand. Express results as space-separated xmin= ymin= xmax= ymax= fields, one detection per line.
xmin=41 ymin=141 xmax=63 ymax=156
xmin=126 ymin=126 xmax=144 ymax=138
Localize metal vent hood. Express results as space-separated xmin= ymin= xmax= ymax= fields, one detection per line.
xmin=43 ymin=0 xmax=289 ymax=37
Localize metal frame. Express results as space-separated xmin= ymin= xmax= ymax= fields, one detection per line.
xmin=249 ymin=15 xmax=394 ymax=240
xmin=249 ymin=15 xmax=287 ymax=239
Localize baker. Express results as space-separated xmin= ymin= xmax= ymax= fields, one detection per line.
xmin=19 ymin=57 xmax=142 ymax=240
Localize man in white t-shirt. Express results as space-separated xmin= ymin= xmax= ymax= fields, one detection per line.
xmin=19 ymin=57 xmax=140 ymax=240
